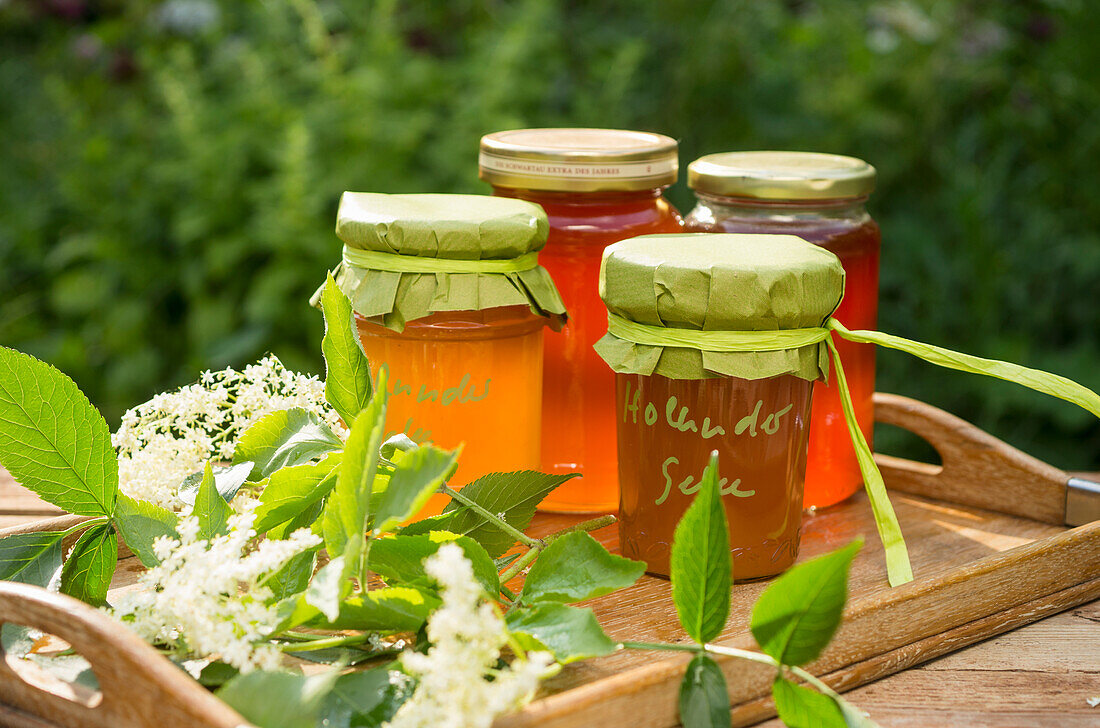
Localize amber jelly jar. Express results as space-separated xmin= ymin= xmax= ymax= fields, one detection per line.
xmin=685 ymin=151 xmax=880 ymax=509
xmin=595 ymin=233 xmax=845 ymax=580
xmin=317 ymin=192 xmax=568 ymax=517
xmin=480 ymin=128 xmax=683 ymax=513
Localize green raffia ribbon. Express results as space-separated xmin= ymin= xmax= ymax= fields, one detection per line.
xmin=606 ymin=312 xmax=1100 ymax=587
xmin=342 ymin=246 xmax=540 ymax=274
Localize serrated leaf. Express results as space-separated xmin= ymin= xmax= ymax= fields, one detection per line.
xmin=750 ymin=539 xmax=862 ymax=667
xmin=260 ymin=548 xmax=317 ymax=601
xmin=217 ymin=669 xmax=338 ymax=728
xmin=177 ymin=461 xmax=254 ymax=506
xmin=114 ymin=493 xmax=178 ymax=567
xmin=319 ymin=669 xmax=415 ymax=728
xmin=234 ymin=408 xmax=343 ymax=480
xmin=507 ymin=603 xmax=616 ymax=664
xmin=369 ymin=531 xmax=499 ymax=596
xmin=373 ymin=445 xmax=458 ymax=535
xmin=670 ymin=453 xmax=731 ymax=645
xmin=59 ymin=523 xmax=117 ymax=606
xmin=772 ymin=677 xmax=846 ymax=728
xmin=194 ymin=462 xmax=232 ymax=541
xmin=678 ymin=654 xmax=731 ymax=728
xmin=321 ymin=273 xmax=373 ymax=424
xmin=441 ymin=471 xmax=578 ymax=558
xmin=0 ymin=531 xmax=65 ymax=587
xmin=322 ymin=378 xmax=387 ymax=565
xmin=252 ymin=453 xmax=342 ymax=534
xmin=520 ymin=531 xmax=644 ymax=604
xmin=308 ymin=586 xmax=441 ymax=632
xmin=0 ymin=347 xmax=118 ymax=517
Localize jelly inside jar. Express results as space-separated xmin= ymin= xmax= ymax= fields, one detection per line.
xmin=616 ymin=372 xmax=814 ymax=580
xmin=355 ymin=305 xmax=544 ymax=517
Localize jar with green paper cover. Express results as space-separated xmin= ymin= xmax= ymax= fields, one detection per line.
xmin=595 ymin=233 xmax=842 ymax=580
xmin=597 ymin=233 xmax=1100 ymax=587
xmin=314 ymin=193 xmax=568 ymax=515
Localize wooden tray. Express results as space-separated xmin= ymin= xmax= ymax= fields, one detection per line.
xmin=0 ymin=393 xmax=1097 ymax=728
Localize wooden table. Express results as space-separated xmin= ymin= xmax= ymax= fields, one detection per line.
xmin=2 ymin=475 xmax=1097 ymax=727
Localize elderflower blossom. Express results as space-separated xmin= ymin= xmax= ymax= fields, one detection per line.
xmin=113 ymin=355 xmax=343 ymax=509
xmin=386 ymin=544 xmax=556 ymax=728
xmin=109 ymin=510 xmax=320 ymax=673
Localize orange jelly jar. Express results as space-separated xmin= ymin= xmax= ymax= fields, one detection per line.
xmin=595 ymin=234 xmax=845 ymax=579
xmin=320 ymin=193 xmax=567 ymax=515
xmin=480 ymin=128 xmax=683 ymax=513
xmin=684 ymin=152 xmax=880 ymax=509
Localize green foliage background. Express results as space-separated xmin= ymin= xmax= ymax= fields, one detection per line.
xmin=2 ymin=0 xmax=1098 ymax=469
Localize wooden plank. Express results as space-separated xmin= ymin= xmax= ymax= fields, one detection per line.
xmin=736 ymin=579 xmax=1100 ymax=727
xmin=0 ymin=582 xmax=244 ymax=728
xmin=873 ymin=393 xmax=1070 ymax=525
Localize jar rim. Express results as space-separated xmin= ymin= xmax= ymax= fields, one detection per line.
xmin=480 ymin=128 xmax=679 ymax=192
xmin=688 ymin=151 xmax=876 ymax=200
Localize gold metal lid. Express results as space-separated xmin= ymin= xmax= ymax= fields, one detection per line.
xmin=687 ymin=151 xmax=876 ymax=200
xmin=479 ymin=128 xmax=679 ymax=192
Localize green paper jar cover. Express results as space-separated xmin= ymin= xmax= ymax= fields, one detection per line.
xmin=595 ymin=233 xmax=846 ymax=381
xmin=311 ymin=192 xmax=568 ymax=331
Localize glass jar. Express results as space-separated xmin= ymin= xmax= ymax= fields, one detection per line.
xmin=480 ymin=128 xmax=683 ymax=513
xmin=317 ymin=192 xmax=568 ymax=517
xmin=684 ymin=151 xmax=879 ymax=509
xmin=357 ymin=306 xmax=544 ymax=516
xmin=595 ymin=233 xmax=843 ymax=580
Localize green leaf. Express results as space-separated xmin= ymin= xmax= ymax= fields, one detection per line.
xmin=114 ymin=493 xmax=178 ymax=567
xmin=267 ymin=496 xmax=327 ymax=541
xmin=252 ymin=453 xmax=342 ymax=534
xmin=520 ymin=531 xmax=644 ymax=604
xmin=259 ymin=548 xmax=317 ymax=602
xmin=678 ymin=654 xmax=731 ymax=728
xmin=304 ymin=552 xmax=353 ymax=624
xmin=59 ymin=523 xmax=117 ymax=606
xmin=217 ymin=669 xmax=338 ymax=728
xmin=321 ymin=272 xmax=374 ymax=424
xmin=750 ymin=539 xmax=862 ymax=667
xmin=0 ymin=347 xmax=118 ymax=517
xmin=772 ymin=678 xmax=846 ymax=728
xmin=670 ymin=453 xmax=731 ymax=645
xmin=440 ymin=471 xmax=579 ymax=558
xmin=506 ymin=603 xmax=616 ymax=664
xmin=312 ymin=586 xmax=441 ymax=632
xmin=0 ymin=531 xmax=65 ymax=587
xmin=234 ymin=408 xmax=343 ymax=480
xmin=177 ymin=461 xmax=254 ymax=506
xmin=194 ymin=462 xmax=232 ymax=541
xmin=369 ymin=531 xmax=499 ymax=596
xmin=319 ymin=668 xmax=415 ymax=728
xmin=322 ymin=375 xmax=388 ymax=563
xmin=372 ymin=445 xmax=458 ymax=535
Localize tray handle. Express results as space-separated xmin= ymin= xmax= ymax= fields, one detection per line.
xmin=0 ymin=582 xmax=248 ymax=728
xmin=873 ymin=392 xmax=1076 ymax=525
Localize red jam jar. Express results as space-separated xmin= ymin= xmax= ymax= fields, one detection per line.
xmin=595 ymin=233 xmax=844 ymax=579
xmin=480 ymin=128 xmax=683 ymax=513
xmin=683 ymin=152 xmax=879 ymax=509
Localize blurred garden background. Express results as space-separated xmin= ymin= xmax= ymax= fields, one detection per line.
xmin=1 ymin=0 xmax=1098 ymax=469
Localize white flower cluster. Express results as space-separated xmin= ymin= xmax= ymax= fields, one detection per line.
xmin=110 ymin=511 xmax=320 ymax=673
xmin=387 ymin=544 xmax=555 ymax=728
xmin=113 ymin=355 xmax=343 ymax=509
